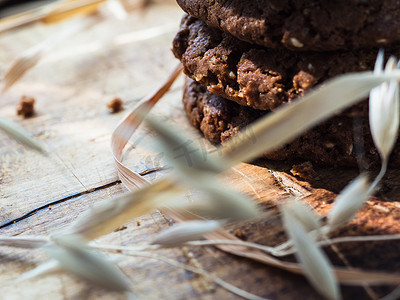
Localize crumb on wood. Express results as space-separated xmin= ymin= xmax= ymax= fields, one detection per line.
xmin=290 ymin=161 xmax=316 ymax=181
xmin=107 ymin=97 xmax=124 ymax=113
xmin=17 ymin=95 xmax=35 ymax=118
xmin=114 ymin=225 xmax=127 ymax=232
xmin=233 ymin=229 xmax=247 ymax=240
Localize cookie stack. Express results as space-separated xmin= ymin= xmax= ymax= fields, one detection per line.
xmin=172 ymin=0 xmax=400 ymax=168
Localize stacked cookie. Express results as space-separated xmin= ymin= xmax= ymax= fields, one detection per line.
xmin=172 ymin=0 xmax=400 ymax=168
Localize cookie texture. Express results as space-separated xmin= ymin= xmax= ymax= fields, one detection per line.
xmin=183 ymin=76 xmax=264 ymax=143
xmin=176 ymin=0 xmax=400 ymax=51
xmin=183 ymin=78 xmax=400 ymax=168
xmin=173 ymin=15 xmax=400 ymax=112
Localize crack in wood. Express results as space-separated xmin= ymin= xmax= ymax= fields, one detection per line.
xmin=0 ymin=180 xmax=122 ymax=229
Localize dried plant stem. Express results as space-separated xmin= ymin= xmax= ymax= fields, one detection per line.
xmin=163 ymin=208 xmax=400 ymax=286
xmin=111 ymin=63 xmax=183 ymax=190
xmin=2 ymin=16 xmax=96 ymax=92
xmin=369 ymin=161 xmax=388 ymax=193
xmin=0 ymin=236 xmax=48 ymax=248
xmin=380 ymin=286 xmax=400 ymax=300
xmin=168 ymin=234 xmax=400 ymax=257
xmin=0 ymin=0 xmax=64 ymax=32
xmin=95 ymin=245 xmax=268 ymax=300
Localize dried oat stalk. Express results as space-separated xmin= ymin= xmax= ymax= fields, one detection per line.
xmin=217 ymin=71 xmax=400 ymax=166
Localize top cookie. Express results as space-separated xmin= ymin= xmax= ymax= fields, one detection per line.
xmin=176 ymin=0 xmax=400 ymax=51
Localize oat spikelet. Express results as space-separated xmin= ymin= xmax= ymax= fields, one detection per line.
xmin=150 ymin=220 xmax=222 ymax=247
xmin=186 ymin=184 xmax=261 ymax=221
xmin=369 ymin=51 xmax=400 ymax=166
xmin=143 ymin=114 xmax=228 ymax=177
xmin=327 ymin=174 xmax=371 ymax=231
xmin=282 ymin=205 xmax=340 ymax=300
xmin=283 ymin=200 xmax=321 ymax=232
xmin=2 ymin=46 xmax=43 ymax=92
xmin=64 ymin=179 xmax=182 ymax=240
xmin=46 ymin=235 xmax=132 ymax=292
xmin=143 ymin=115 xmax=260 ymax=221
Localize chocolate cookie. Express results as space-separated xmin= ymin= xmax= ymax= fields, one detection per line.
xmin=173 ymin=15 xmax=400 ymax=112
xmin=183 ymin=76 xmax=265 ymax=144
xmin=183 ymin=78 xmax=400 ymax=168
xmin=176 ymin=0 xmax=400 ymax=51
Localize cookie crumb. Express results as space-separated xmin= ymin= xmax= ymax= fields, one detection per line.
xmin=136 ymin=220 xmax=141 ymax=226
xmin=293 ymin=71 xmax=316 ymax=92
xmin=17 ymin=95 xmax=35 ymax=118
xmin=114 ymin=225 xmax=127 ymax=232
xmin=290 ymin=161 xmax=316 ymax=181
xmin=233 ymin=229 xmax=247 ymax=240
xmin=107 ymin=97 xmax=124 ymax=113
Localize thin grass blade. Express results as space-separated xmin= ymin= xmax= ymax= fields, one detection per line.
xmin=17 ymin=260 xmax=60 ymax=282
xmin=0 ymin=116 xmax=46 ymax=153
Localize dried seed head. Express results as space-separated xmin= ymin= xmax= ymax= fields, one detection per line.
xmin=283 ymin=200 xmax=321 ymax=232
xmin=369 ymin=51 xmax=400 ymax=164
xmin=150 ymin=220 xmax=221 ymax=247
xmin=282 ymin=205 xmax=340 ymax=300
xmin=183 ymin=183 xmax=261 ymax=222
xmin=327 ymin=174 xmax=371 ymax=231
xmin=64 ymin=179 xmax=182 ymax=240
xmin=47 ymin=235 xmax=132 ymax=292
xmin=143 ymin=115 xmax=228 ymax=177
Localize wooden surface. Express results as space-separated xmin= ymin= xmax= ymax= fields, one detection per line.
xmin=0 ymin=1 xmax=400 ymax=299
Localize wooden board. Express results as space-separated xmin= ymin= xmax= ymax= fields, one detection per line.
xmin=0 ymin=1 xmax=399 ymax=299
